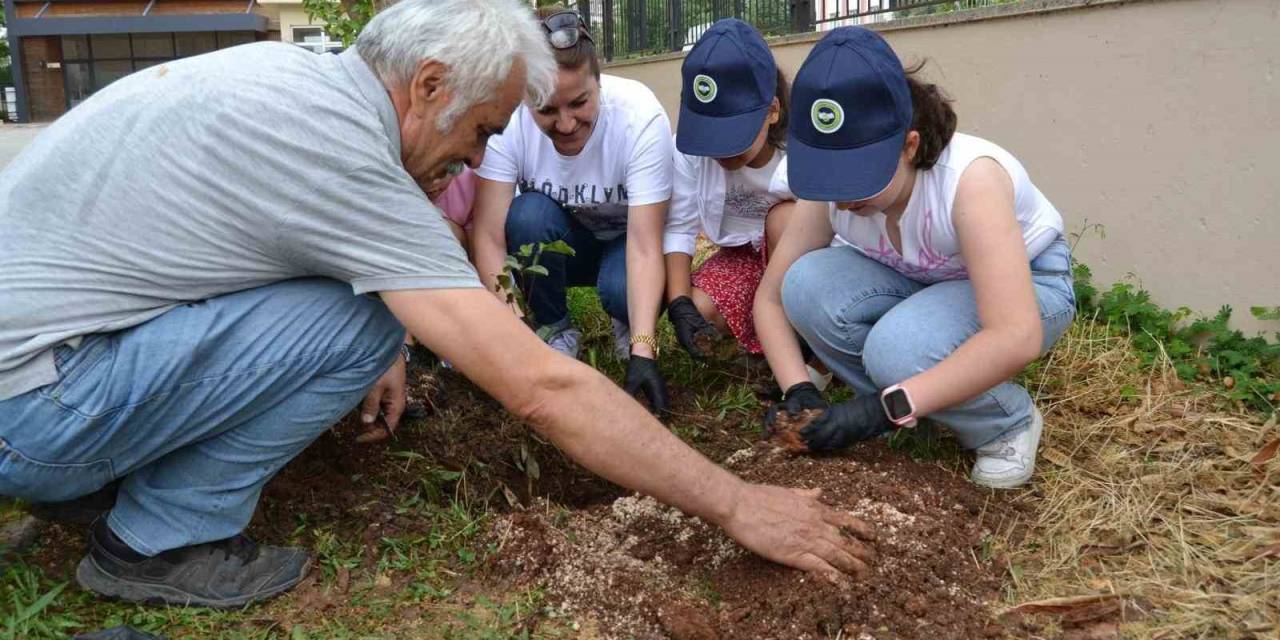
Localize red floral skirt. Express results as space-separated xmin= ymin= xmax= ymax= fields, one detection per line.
xmin=691 ymin=243 xmax=768 ymax=354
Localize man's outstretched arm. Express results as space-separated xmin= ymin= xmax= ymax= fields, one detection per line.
xmin=381 ymin=287 xmax=875 ymax=579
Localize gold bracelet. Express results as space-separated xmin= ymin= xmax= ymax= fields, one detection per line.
xmin=629 ymin=333 xmax=659 ymax=357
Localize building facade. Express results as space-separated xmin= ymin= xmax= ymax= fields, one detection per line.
xmin=3 ymin=0 xmax=333 ymax=122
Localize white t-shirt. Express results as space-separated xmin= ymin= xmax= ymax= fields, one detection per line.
xmin=719 ymin=152 xmax=784 ymax=247
xmin=477 ymin=74 xmax=674 ymax=240
xmin=773 ymin=133 xmax=1064 ymax=283
xmin=664 ymin=146 xmax=789 ymax=255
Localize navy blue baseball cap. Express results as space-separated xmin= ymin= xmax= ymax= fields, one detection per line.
xmin=677 ymin=19 xmax=777 ymax=158
xmin=787 ymin=27 xmax=912 ymax=202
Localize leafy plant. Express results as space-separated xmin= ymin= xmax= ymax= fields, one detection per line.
xmin=1072 ymin=266 xmax=1279 ymax=412
xmin=300 ymin=0 xmax=374 ymax=47
xmin=1251 ymin=306 xmax=1280 ymax=322
xmin=1 ymin=565 xmax=78 ymax=640
xmin=495 ymin=241 xmax=577 ymax=327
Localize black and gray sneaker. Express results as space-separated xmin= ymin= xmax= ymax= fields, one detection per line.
xmin=76 ymin=519 xmax=310 ymax=609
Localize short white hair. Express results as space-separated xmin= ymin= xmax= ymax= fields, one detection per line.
xmin=357 ymin=0 xmax=556 ymax=128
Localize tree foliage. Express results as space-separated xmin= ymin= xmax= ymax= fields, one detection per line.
xmin=301 ymin=0 xmax=375 ymax=47
xmin=2 ymin=11 xmax=11 ymax=71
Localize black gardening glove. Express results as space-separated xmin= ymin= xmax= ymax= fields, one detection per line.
xmin=801 ymin=394 xmax=893 ymax=452
xmin=624 ymin=355 xmax=671 ymax=418
xmin=765 ymin=381 xmax=829 ymax=431
xmin=667 ymin=296 xmax=721 ymax=359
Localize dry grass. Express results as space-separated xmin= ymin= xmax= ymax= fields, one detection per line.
xmin=998 ymin=318 xmax=1280 ymax=638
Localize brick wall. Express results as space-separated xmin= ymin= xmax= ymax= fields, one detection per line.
xmin=21 ymin=37 xmax=68 ymax=121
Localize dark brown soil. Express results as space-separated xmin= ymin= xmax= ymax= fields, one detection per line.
xmin=692 ymin=330 xmax=742 ymax=362
xmin=486 ymin=441 xmax=1012 ymax=640
xmin=13 ymin=362 xmax=1020 ymax=639
xmin=768 ymin=408 xmax=824 ymax=453
xmin=251 ymin=366 xmax=627 ymax=544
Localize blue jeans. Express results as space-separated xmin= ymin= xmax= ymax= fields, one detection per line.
xmin=0 ymin=278 xmax=403 ymax=555
xmin=782 ymin=238 xmax=1077 ymax=449
xmin=505 ymin=192 xmax=628 ymax=329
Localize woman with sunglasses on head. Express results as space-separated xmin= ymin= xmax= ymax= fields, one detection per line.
xmin=755 ymin=27 xmax=1075 ymax=489
xmin=663 ymin=19 xmax=809 ymax=369
xmin=473 ymin=6 xmax=674 ymax=416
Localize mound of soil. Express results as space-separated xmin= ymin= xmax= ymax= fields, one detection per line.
xmin=487 ymin=441 xmax=1009 ymax=640
xmin=768 ymin=408 xmax=824 ymax=452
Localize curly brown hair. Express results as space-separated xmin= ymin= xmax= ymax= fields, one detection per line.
xmin=903 ymin=60 xmax=957 ymax=169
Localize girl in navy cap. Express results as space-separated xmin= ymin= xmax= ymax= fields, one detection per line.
xmin=755 ymin=27 xmax=1075 ymax=489
xmin=664 ymin=19 xmax=816 ymax=375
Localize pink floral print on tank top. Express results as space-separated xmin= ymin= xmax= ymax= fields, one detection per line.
xmin=859 ymin=208 xmax=969 ymax=284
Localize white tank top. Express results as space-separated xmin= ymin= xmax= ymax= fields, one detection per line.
xmin=829 ymin=133 xmax=1064 ymax=284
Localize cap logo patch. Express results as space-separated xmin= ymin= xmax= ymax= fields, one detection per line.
xmin=693 ymin=74 xmax=718 ymax=103
xmin=811 ymin=99 xmax=844 ymax=134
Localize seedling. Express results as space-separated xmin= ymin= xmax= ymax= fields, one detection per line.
xmin=494 ymin=240 xmax=576 ymax=329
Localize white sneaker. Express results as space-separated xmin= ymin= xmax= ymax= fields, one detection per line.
xmin=971 ymin=405 xmax=1044 ymax=489
xmin=541 ymin=326 xmax=582 ymax=359
xmin=611 ymin=318 xmax=631 ymax=361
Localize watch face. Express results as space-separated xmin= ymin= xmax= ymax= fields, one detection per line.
xmin=884 ymin=388 xmax=913 ymax=420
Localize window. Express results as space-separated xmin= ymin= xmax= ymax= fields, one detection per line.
xmin=92 ymin=60 xmax=133 ymax=91
xmin=64 ymin=62 xmax=93 ymax=109
xmin=132 ymin=33 xmax=175 ymax=58
xmin=175 ymin=32 xmax=217 ymax=56
xmin=217 ymin=32 xmax=255 ymax=48
xmin=90 ymin=34 xmax=131 ymax=58
xmin=62 ymin=35 xmax=91 ymax=59
xmin=59 ymin=31 xmax=259 ymax=109
xmin=292 ymin=27 xmax=343 ymax=54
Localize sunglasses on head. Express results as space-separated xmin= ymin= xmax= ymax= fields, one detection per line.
xmin=542 ymin=10 xmax=593 ymax=50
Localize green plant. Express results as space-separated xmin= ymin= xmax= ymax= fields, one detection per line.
xmin=1 ymin=11 xmax=10 ymax=69
xmin=1072 ymin=266 xmax=1279 ymax=412
xmin=1 ymin=565 xmax=78 ymax=640
xmin=300 ymin=0 xmax=374 ymax=47
xmin=1251 ymin=306 xmax=1280 ymax=322
xmin=496 ymin=241 xmax=577 ymax=327
xmin=442 ymin=590 xmax=550 ymax=640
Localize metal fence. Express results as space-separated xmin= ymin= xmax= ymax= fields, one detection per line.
xmin=576 ymin=0 xmax=1024 ymax=61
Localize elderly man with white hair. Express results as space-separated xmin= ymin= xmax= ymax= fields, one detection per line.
xmin=0 ymin=0 xmax=874 ymax=608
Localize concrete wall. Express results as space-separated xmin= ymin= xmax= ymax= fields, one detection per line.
xmin=256 ymin=1 xmax=321 ymax=44
xmin=608 ymin=0 xmax=1280 ymax=333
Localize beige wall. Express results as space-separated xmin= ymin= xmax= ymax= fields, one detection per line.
xmin=255 ymin=1 xmax=323 ymax=43
xmin=608 ymin=0 xmax=1280 ymax=333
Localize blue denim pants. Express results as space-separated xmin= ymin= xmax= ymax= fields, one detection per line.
xmin=782 ymin=237 xmax=1077 ymax=449
xmin=504 ymin=192 xmax=629 ymax=329
xmin=0 ymin=278 xmax=403 ymax=555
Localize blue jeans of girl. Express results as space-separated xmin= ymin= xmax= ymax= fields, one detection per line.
xmin=781 ymin=237 xmax=1076 ymax=449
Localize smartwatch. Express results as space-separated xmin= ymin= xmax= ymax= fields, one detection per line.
xmin=880 ymin=384 xmax=918 ymax=429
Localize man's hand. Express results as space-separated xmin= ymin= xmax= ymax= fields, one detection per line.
xmin=668 ymin=296 xmax=720 ymax=359
xmin=721 ymin=484 xmax=876 ymax=580
xmin=802 ymin=394 xmax=893 ymax=452
xmin=624 ymin=355 xmax=670 ymax=418
xmin=357 ymin=357 xmax=406 ymax=443
xmin=765 ymin=381 xmax=829 ymax=431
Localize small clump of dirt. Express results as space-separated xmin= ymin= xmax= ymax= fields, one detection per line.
xmin=692 ymin=330 xmax=742 ymax=362
xmin=768 ymin=408 xmax=824 ymax=453
xmin=485 ymin=441 xmax=1010 ymax=640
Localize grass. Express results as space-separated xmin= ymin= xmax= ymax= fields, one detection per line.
xmin=993 ymin=316 xmax=1279 ymax=638
xmin=2 ymin=281 xmax=1276 ymax=638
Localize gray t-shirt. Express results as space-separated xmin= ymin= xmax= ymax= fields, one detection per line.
xmin=0 ymin=44 xmax=480 ymax=400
